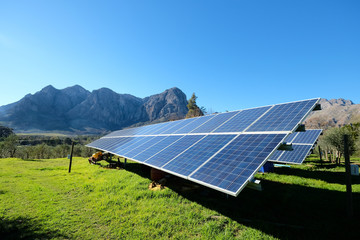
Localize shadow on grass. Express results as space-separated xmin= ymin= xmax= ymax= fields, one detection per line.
xmin=273 ymin=166 xmax=360 ymax=185
xmin=169 ymin=178 xmax=359 ymax=240
xmin=19 ymin=159 xmax=44 ymax=162
xmin=0 ymin=216 xmax=68 ymax=240
xmin=122 ymin=162 xmax=152 ymax=179
xmin=124 ymin=162 xmax=360 ymax=240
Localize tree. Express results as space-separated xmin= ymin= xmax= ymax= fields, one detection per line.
xmin=320 ymin=126 xmax=357 ymax=165
xmin=186 ymin=93 xmax=204 ymax=118
xmin=0 ymin=125 xmax=14 ymax=139
xmin=200 ymin=106 xmax=207 ymax=115
xmin=33 ymin=144 xmax=50 ymax=159
xmin=1 ymin=134 xmax=19 ymax=157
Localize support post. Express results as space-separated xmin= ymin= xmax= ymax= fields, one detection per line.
xmin=68 ymin=142 xmax=74 ymax=173
xmin=124 ymin=158 xmax=127 ymax=167
xmin=343 ymin=135 xmax=353 ymax=217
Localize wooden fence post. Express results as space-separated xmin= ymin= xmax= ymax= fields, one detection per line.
xmin=68 ymin=142 xmax=75 ymax=173
xmin=343 ymin=135 xmax=353 ymax=217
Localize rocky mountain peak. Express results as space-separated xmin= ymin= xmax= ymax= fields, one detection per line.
xmin=0 ymin=85 xmax=188 ymax=134
xmin=320 ymin=98 xmax=354 ymax=109
xmin=305 ymin=98 xmax=359 ymax=129
xmin=63 ymin=85 xmax=90 ymax=96
xmin=41 ymin=84 xmax=57 ymax=92
xmin=143 ymin=87 xmax=188 ymax=122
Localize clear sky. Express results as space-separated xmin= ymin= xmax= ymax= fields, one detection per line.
xmin=1 ymin=0 xmax=359 ymax=113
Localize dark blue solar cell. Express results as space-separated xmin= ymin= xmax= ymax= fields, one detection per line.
xmin=173 ymin=115 xmax=216 ymax=134
xmin=284 ymin=132 xmax=299 ymax=143
xmin=268 ymin=148 xmax=284 ymax=161
xmin=87 ymin=137 xmax=130 ymax=151
xmin=124 ymin=136 xmax=168 ymax=159
xmin=133 ymin=136 xmax=183 ymax=162
xmin=86 ymin=138 xmax=108 ymax=148
xmin=130 ymin=124 xmax=161 ymax=135
xmin=246 ymin=99 xmax=319 ymax=132
xmin=139 ymin=122 xmax=174 ymax=135
xmin=108 ymin=136 xmax=148 ymax=153
xmin=163 ymin=135 xmax=237 ymax=176
xmin=121 ymin=136 xmax=157 ymax=155
xmin=276 ymin=144 xmax=313 ymax=164
xmin=104 ymin=127 xmax=144 ymax=137
xmin=159 ymin=118 xmax=199 ymax=134
xmin=214 ymin=106 xmax=271 ymax=133
xmin=292 ymin=129 xmax=322 ymax=144
xmin=191 ymin=111 xmax=240 ymax=133
xmin=190 ymin=134 xmax=286 ymax=195
xmin=148 ymin=121 xmax=183 ymax=135
xmin=102 ymin=137 xmax=133 ymax=152
xmin=145 ymin=135 xmax=204 ymax=167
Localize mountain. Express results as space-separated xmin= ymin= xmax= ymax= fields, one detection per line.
xmin=304 ymin=98 xmax=360 ymax=129
xmin=0 ymin=85 xmax=188 ymax=134
xmin=143 ymin=87 xmax=188 ymax=122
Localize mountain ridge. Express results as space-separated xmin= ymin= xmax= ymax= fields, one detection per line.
xmin=305 ymin=98 xmax=360 ymax=129
xmin=0 ymin=85 xmax=188 ymax=134
xmin=1 ymin=87 xmax=359 ymax=134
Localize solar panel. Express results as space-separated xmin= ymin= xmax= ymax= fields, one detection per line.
xmin=274 ymin=145 xmax=313 ymax=164
xmin=124 ymin=136 xmax=168 ymax=159
xmin=189 ymin=134 xmax=286 ymax=195
xmin=283 ymin=132 xmax=298 ymax=143
xmin=158 ymin=118 xmax=198 ymax=134
xmin=190 ymin=111 xmax=239 ymax=133
xmin=213 ymin=106 xmax=271 ymax=133
xmin=132 ymin=136 xmax=183 ymax=162
xmin=144 ymin=121 xmax=180 ymax=135
xmin=269 ymin=129 xmax=322 ymax=164
xmin=87 ymin=98 xmax=320 ymax=196
xmin=108 ymin=136 xmax=149 ymax=153
xmin=162 ymin=134 xmax=237 ymax=176
xmin=87 ymin=137 xmax=130 ymax=150
xmin=247 ymin=99 xmax=318 ymax=132
xmin=173 ymin=115 xmax=215 ymax=134
xmin=145 ymin=135 xmax=205 ymax=167
xmin=291 ymin=129 xmax=322 ymax=144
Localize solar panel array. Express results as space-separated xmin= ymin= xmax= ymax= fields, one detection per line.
xmin=269 ymin=129 xmax=322 ymax=164
xmin=87 ymin=98 xmax=320 ymax=196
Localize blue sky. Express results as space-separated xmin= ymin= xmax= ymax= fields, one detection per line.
xmin=1 ymin=0 xmax=359 ymax=113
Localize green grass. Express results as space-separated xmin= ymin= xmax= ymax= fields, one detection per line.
xmin=0 ymin=156 xmax=359 ymax=239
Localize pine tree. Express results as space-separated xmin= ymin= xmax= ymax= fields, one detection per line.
xmin=186 ymin=93 xmax=204 ymax=118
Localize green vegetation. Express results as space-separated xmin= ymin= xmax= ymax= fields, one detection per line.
xmin=317 ymin=123 xmax=360 ymax=164
xmin=0 ymin=134 xmax=97 ymax=159
xmin=0 ymin=125 xmax=14 ymax=138
xmin=186 ymin=93 xmax=204 ymax=118
xmin=1 ymin=155 xmax=359 ymax=239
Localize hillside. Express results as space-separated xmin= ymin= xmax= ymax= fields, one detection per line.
xmin=305 ymin=98 xmax=360 ymax=129
xmin=0 ymin=86 xmax=188 ymax=134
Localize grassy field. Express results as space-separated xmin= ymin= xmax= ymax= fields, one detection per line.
xmin=0 ymin=156 xmax=359 ymax=239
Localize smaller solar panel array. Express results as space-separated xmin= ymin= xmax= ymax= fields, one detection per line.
xmin=269 ymin=129 xmax=322 ymax=164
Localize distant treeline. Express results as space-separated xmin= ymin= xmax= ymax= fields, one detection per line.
xmin=0 ymin=125 xmax=100 ymax=159
xmin=18 ymin=135 xmax=92 ymax=146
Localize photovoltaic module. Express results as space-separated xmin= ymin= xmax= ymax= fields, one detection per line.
xmin=87 ymin=98 xmax=320 ymax=196
xmin=269 ymin=129 xmax=322 ymax=164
